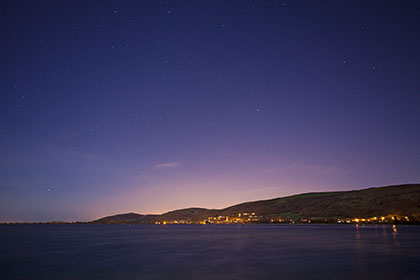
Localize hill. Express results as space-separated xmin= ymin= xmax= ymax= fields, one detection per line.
xmin=92 ymin=184 xmax=420 ymax=224
xmin=94 ymin=213 xmax=159 ymax=224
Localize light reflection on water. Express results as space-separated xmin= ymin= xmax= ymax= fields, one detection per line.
xmin=0 ymin=224 xmax=419 ymax=280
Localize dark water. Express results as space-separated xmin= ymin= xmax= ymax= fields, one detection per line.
xmin=1 ymin=224 xmax=419 ymax=280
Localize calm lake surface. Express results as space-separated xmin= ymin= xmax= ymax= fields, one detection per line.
xmin=1 ymin=224 xmax=419 ymax=280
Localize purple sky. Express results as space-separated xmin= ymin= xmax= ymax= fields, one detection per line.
xmin=1 ymin=0 xmax=420 ymax=222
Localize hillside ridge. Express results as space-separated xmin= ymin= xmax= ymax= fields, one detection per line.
xmin=93 ymin=184 xmax=420 ymax=224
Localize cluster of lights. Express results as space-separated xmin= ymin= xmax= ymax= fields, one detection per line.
xmin=155 ymin=212 xmax=259 ymax=225
xmin=154 ymin=214 xmax=412 ymax=225
xmin=344 ymin=215 xmax=410 ymax=224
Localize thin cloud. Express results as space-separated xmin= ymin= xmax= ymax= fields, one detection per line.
xmin=154 ymin=162 xmax=183 ymax=168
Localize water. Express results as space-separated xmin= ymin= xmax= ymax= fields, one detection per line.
xmin=0 ymin=224 xmax=419 ymax=279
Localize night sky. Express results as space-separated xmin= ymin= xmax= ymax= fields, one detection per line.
xmin=1 ymin=1 xmax=420 ymax=222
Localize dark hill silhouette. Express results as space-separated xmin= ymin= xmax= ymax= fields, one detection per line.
xmin=92 ymin=184 xmax=420 ymax=224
